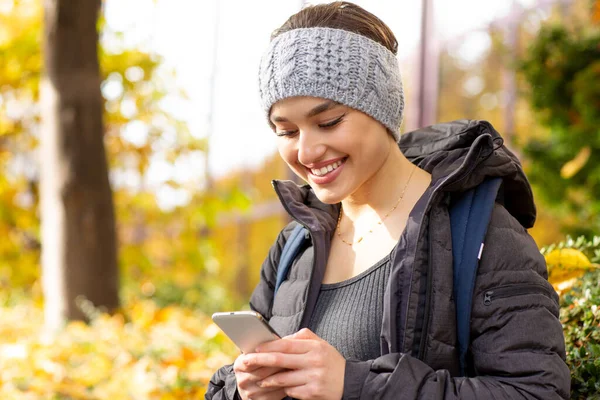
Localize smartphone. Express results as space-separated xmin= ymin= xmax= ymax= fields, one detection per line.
xmin=212 ymin=311 xmax=281 ymax=353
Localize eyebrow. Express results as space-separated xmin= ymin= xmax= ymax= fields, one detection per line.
xmin=270 ymin=100 xmax=340 ymax=126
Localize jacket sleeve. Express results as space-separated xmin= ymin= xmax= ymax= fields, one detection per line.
xmin=205 ymin=364 xmax=241 ymax=400
xmin=342 ymin=205 xmax=571 ymax=400
xmin=205 ymin=223 xmax=295 ymax=400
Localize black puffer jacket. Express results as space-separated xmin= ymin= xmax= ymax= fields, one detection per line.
xmin=206 ymin=120 xmax=570 ymax=400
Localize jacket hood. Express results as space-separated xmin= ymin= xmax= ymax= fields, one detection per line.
xmin=273 ymin=120 xmax=536 ymax=230
xmin=399 ymin=120 xmax=535 ymax=228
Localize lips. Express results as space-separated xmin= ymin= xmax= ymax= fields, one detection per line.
xmin=306 ymin=157 xmax=346 ymax=185
xmin=310 ymin=159 xmax=344 ymax=176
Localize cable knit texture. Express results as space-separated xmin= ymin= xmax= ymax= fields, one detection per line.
xmin=258 ymin=27 xmax=404 ymax=139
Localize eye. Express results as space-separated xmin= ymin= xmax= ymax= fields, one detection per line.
xmin=275 ymin=129 xmax=299 ymax=138
xmin=318 ymin=114 xmax=345 ymax=129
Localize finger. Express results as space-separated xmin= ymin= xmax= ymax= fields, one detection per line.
xmin=251 ymin=366 xmax=285 ymax=381
xmin=284 ymin=384 xmax=309 ymax=400
xmin=236 ymin=366 xmax=283 ymax=391
xmin=258 ymin=369 xmax=307 ymax=389
xmin=234 ymin=354 xmax=262 ymax=373
xmin=256 ymin=338 xmax=316 ymax=354
xmin=253 ymin=388 xmax=286 ymax=400
xmin=246 ymin=383 xmax=284 ymax=396
xmin=243 ymin=377 xmax=286 ymax=399
xmin=245 ymin=352 xmax=312 ymax=370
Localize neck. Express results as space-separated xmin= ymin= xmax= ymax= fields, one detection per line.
xmin=340 ymin=141 xmax=418 ymax=223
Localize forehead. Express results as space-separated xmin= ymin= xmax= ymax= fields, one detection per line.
xmin=270 ymin=96 xmax=341 ymax=119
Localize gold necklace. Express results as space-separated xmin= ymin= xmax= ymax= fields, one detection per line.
xmin=336 ymin=164 xmax=417 ymax=246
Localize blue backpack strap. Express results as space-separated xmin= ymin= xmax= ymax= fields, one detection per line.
xmin=275 ymin=224 xmax=309 ymax=295
xmin=450 ymin=177 xmax=502 ymax=377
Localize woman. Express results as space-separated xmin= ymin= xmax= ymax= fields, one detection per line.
xmin=206 ymin=2 xmax=570 ymax=399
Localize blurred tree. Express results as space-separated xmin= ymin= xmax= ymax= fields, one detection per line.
xmin=0 ymin=1 xmax=245 ymax=317
xmin=40 ymin=0 xmax=118 ymax=330
xmin=517 ymin=0 xmax=600 ymax=236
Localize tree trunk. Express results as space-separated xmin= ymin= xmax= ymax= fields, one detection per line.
xmin=40 ymin=0 xmax=119 ymax=332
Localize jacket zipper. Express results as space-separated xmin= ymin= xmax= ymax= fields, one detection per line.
xmin=417 ymin=137 xmax=488 ymax=360
xmin=271 ymin=180 xmax=318 ymax=330
xmin=414 ymin=225 xmax=436 ymax=358
xmin=483 ymin=284 xmax=553 ymax=306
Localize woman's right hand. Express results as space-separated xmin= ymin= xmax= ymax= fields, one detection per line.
xmin=234 ymin=353 xmax=286 ymax=400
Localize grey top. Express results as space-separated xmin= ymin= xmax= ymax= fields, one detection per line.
xmin=308 ymin=253 xmax=392 ymax=361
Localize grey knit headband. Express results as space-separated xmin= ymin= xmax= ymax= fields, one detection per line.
xmin=258 ymin=27 xmax=404 ymax=140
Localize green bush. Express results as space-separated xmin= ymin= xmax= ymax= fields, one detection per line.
xmin=551 ymin=236 xmax=600 ymax=398
xmin=561 ymin=269 xmax=600 ymax=399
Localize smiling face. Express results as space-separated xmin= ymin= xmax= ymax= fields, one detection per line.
xmin=270 ymin=96 xmax=395 ymax=204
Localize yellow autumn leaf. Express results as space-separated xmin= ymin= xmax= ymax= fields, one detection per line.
xmin=560 ymin=146 xmax=591 ymax=178
xmin=545 ymin=248 xmax=600 ymax=293
xmin=554 ymin=277 xmax=581 ymax=295
xmin=549 ymin=269 xmax=587 ymax=293
xmin=546 ymin=248 xmax=592 ymax=270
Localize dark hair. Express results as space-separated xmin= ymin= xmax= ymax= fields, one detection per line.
xmin=271 ymin=1 xmax=398 ymax=55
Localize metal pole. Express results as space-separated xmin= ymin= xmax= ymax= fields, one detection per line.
xmin=205 ymin=0 xmax=220 ymax=191
xmin=416 ymin=0 xmax=439 ymax=129
xmin=502 ymin=0 xmax=520 ymax=150
xmin=199 ymin=0 xmax=220 ymax=240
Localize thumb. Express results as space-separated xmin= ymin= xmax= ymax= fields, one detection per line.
xmin=292 ymin=328 xmax=317 ymax=339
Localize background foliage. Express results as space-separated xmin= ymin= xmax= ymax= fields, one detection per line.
xmin=517 ymin=0 xmax=600 ymax=236
xmin=0 ymin=295 xmax=239 ymax=399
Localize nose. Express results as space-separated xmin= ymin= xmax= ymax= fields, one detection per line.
xmin=297 ymin=129 xmax=326 ymax=166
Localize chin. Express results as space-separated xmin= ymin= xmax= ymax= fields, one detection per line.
xmin=310 ymin=187 xmax=344 ymax=205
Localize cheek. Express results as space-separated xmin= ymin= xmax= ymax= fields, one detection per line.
xmin=277 ymin=141 xmax=293 ymax=164
xmin=277 ymin=142 xmax=304 ymax=174
xmin=351 ymin=134 xmax=390 ymax=173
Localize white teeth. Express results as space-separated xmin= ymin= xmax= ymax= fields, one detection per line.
xmin=310 ymin=159 xmax=344 ymax=176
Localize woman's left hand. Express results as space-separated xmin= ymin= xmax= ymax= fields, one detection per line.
xmin=246 ymin=328 xmax=345 ymax=400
